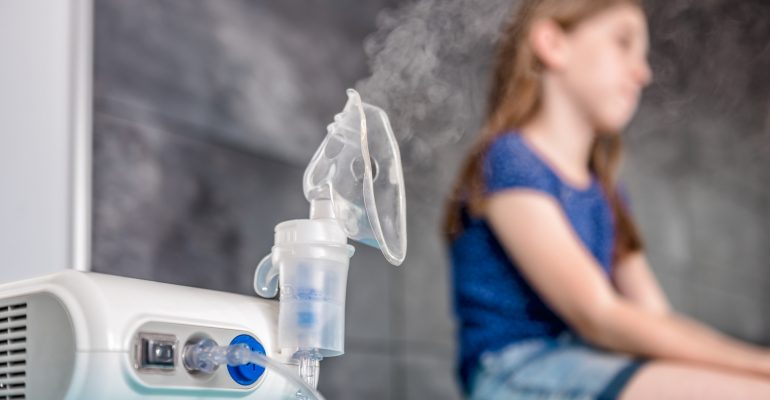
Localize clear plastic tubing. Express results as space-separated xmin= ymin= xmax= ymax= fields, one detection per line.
xmin=295 ymin=349 xmax=322 ymax=390
xmin=184 ymin=338 xmax=325 ymax=400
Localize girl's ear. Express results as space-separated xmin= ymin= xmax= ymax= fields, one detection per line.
xmin=528 ymin=19 xmax=569 ymax=71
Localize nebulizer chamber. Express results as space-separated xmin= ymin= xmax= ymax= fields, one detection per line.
xmin=254 ymin=89 xmax=407 ymax=389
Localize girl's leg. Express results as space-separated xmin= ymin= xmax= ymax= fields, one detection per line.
xmin=620 ymin=361 xmax=770 ymax=399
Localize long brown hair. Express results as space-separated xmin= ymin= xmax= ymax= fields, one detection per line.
xmin=442 ymin=0 xmax=644 ymax=265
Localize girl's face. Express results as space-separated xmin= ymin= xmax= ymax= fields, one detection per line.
xmin=559 ymin=4 xmax=652 ymax=133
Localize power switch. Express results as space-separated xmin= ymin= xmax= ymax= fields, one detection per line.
xmin=146 ymin=338 xmax=175 ymax=366
xmin=135 ymin=332 xmax=177 ymax=371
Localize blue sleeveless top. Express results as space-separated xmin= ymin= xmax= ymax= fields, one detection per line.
xmin=450 ymin=132 xmax=617 ymax=391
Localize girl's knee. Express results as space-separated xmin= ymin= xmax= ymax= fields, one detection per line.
xmin=620 ymin=361 xmax=770 ymax=400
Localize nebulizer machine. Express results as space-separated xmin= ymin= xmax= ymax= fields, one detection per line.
xmin=0 ymin=89 xmax=405 ymax=399
xmin=253 ymin=88 xmax=407 ymax=391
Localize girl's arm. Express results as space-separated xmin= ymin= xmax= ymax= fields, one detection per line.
xmin=612 ymin=252 xmax=671 ymax=316
xmin=485 ymin=190 xmax=770 ymax=378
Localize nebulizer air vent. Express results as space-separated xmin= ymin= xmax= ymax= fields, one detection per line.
xmin=253 ymin=89 xmax=407 ymax=391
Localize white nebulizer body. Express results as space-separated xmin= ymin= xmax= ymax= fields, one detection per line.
xmin=254 ymin=89 xmax=407 ymax=389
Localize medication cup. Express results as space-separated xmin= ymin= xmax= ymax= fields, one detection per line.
xmin=257 ymin=218 xmax=354 ymax=357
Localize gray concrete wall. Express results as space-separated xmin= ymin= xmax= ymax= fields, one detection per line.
xmin=623 ymin=0 xmax=770 ymax=343
xmin=92 ymin=0 xmax=770 ymax=398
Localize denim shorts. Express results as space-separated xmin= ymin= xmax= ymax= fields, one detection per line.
xmin=468 ymin=331 xmax=648 ymax=400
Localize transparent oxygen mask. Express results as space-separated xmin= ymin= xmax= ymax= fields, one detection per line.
xmin=253 ymin=89 xmax=407 ymax=392
xmin=303 ymin=88 xmax=407 ymax=265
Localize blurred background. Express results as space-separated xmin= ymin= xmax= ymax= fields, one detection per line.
xmin=1 ymin=0 xmax=769 ymax=398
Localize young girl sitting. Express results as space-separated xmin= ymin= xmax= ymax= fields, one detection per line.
xmin=443 ymin=0 xmax=770 ymax=398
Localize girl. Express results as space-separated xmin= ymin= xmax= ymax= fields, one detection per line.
xmin=443 ymin=0 xmax=770 ymax=398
